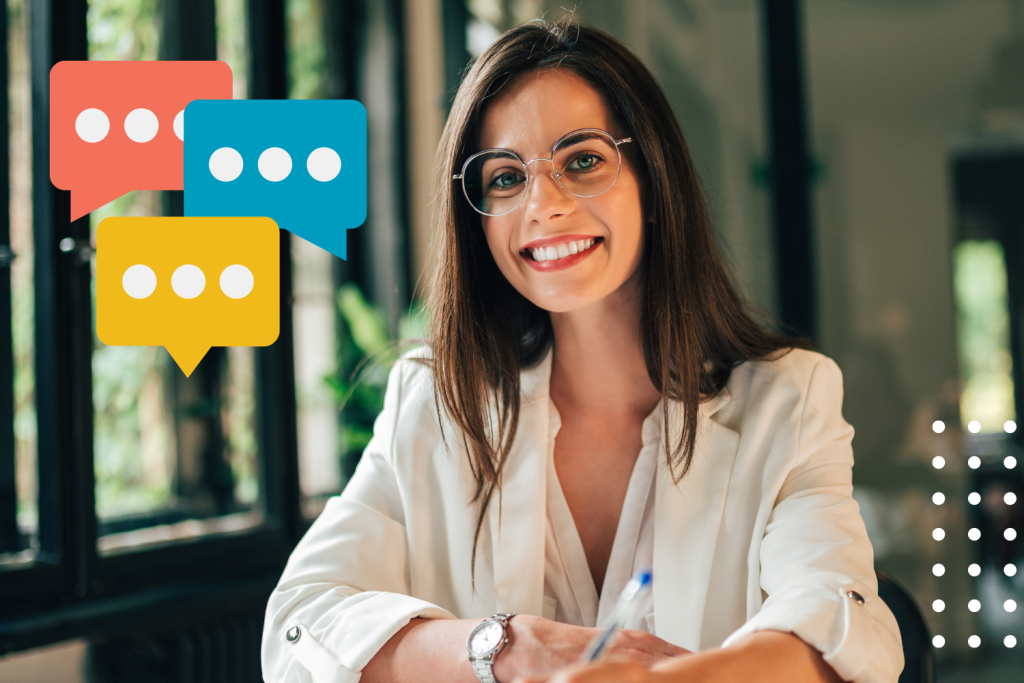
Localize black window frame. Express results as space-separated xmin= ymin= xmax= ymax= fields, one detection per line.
xmin=0 ymin=0 xmax=303 ymax=648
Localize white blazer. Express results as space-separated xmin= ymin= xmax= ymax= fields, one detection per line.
xmin=262 ymin=344 xmax=904 ymax=683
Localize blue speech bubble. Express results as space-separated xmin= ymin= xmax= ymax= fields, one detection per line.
xmin=183 ymin=99 xmax=366 ymax=259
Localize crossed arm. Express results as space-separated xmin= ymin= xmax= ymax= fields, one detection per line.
xmin=361 ymin=613 xmax=843 ymax=683
xmin=514 ymin=629 xmax=844 ymax=683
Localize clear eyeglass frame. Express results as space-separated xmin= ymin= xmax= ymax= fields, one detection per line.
xmin=452 ymin=127 xmax=633 ymax=217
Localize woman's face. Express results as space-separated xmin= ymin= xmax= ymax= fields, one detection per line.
xmin=475 ymin=68 xmax=645 ymax=313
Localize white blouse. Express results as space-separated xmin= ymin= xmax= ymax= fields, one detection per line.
xmin=543 ymin=397 xmax=659 ymax=633
xmin=261 ymin=346 xmax=905 ymax=683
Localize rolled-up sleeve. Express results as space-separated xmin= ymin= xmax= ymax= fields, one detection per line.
xmin=261 ymin=358 xmax=456 ymax=683
xmin=721 ymin=358 xmax=904 ymax=683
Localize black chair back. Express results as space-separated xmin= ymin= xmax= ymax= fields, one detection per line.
xmin=876 ymin=570 xmax=934 ymax=683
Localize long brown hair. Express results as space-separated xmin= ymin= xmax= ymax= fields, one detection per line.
xmin=414 ymin=18 xmax=816 ymax=577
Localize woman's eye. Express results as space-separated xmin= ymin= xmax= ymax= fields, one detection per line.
xmin=489 ymin=171 xmax=523 ymax=190
xmin=567 ymin=154 xmax=601 ymax=172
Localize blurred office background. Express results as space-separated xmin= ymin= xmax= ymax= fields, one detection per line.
xmin=1 ymin=0 xmax=1022 ymax=680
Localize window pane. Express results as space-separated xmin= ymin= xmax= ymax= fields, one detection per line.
xmin=216 ymin=0 xmax=247 ymax=99
xmin=87 ymin=0 xmax=262 ymax=554
xmin=953 ymin=240 xmax=1016 ymax=435
xmin=285 ymin=0 xmax=343 ymax=517
xmin=805 ymin=0 xmax=1024 ymax=671
xmin=4 ymin=0 xmax=37 ymax=563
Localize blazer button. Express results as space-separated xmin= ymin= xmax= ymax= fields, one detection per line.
xmin=287 ymin=626 xmax=302 ymax=643
xmin=846 ymin=590 xmax=865 ymax=605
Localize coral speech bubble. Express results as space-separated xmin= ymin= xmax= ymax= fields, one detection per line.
xmin=96 ymin=216 xmax=280 ymax=377
xmin=50 ymin=61 xmax=232 ymax=221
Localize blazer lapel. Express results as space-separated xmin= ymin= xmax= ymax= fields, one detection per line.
xmin=486 ymin=347 xmax=553 ymax=617
xmin=653 ymin=388 xmax=739 ymax=651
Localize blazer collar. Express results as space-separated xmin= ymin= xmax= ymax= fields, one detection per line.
xmin=488 ymin=343 xmax=739 ymax=644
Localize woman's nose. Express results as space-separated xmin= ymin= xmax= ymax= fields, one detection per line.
xmin=524 ymin=159 xmax=574 ymax=215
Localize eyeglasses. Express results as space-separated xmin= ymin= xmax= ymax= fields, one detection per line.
xmin=453 ymin=128 xmax=633 ymax=217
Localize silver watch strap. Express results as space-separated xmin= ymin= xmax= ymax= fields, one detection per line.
xmin=469 ymin=613 xmax=515 ymax=683
xmin=470 ymin=656 xmax=499 ymax=683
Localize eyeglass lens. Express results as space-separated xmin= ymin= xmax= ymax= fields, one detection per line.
xmin=462 ymin=132 xmax=622 ymax=216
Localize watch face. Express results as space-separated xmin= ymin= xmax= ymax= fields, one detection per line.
xmin=470 ymin=621 xmax=504 ymax=655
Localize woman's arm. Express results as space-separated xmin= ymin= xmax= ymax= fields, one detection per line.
xmin=362 ymin=614 xmax=691 ymax=683
xmin=513 ymin=631 xmax=841 ymax=683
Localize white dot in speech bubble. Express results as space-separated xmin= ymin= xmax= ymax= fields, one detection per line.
xmin=219 ymin=264 xmax=254 ymax=299
xmin=307 ymin=147 xmax=341 ymax=182
xmin=124 ymin=108 xmax=159 ymax=143
xmin=171 ymin=264 xmax=206 ymax=299
xmin=209 ymin=147 xmax=244 ymax=182
xmin=122 ymin=264 xmax=157 ymax=299
xmin=76 ymin=108 xmax=110 ymax=143
xmin=173 ymin=110 xmax=184 ymax=141
xmin=258 ymin=147 xmax=292 ymax=182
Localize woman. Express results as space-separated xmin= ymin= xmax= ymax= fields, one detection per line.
xmin=261 ymin=19 xmax=903 ymax=683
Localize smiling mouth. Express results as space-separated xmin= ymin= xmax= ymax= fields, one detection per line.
xmin=521 ymin=236 xmax=604 ymax=261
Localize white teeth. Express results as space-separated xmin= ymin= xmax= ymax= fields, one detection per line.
xmin=529 ymin=237 xmax=596 ymax=262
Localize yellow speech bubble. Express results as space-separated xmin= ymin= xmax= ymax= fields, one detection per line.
xmin=97 ymin=216 xmax=280 ymax=376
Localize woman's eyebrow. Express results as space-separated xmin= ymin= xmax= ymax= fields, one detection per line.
xmin=483 ymin=132 xmax=608 ymax=157
xmin=558 ymin=132 xmax=605 ymax=145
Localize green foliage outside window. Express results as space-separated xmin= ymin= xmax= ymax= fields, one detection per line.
xmin=327 ymin=283 xmax=429 ymax=480
xmin=953 ymin=239 xmax=1017 ymax=432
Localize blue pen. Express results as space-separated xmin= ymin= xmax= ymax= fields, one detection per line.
xmin=580 ymin=569 xmax=653 ymax=663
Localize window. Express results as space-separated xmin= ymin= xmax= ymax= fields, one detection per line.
xmin=0 ymin=0 xmax=299 ymax=619
xmin=2 ymin=0 xmax=36 ymax=564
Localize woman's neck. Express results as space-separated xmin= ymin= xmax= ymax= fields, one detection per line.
xmin=548 ymin=270 xmax=662 ymax=419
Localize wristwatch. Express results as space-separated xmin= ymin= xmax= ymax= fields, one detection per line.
xmin=466 ymin=612 xmax=516 ymax=683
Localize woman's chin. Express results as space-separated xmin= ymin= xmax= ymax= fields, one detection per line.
xmin=523 ymin=287 xmax=610 ymax=314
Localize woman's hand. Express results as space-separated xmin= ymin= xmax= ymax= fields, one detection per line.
xmin=492 ymin=615 xmax=689 ymax=682
xmin=512 ymin=657 xmax=660 ymax=683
